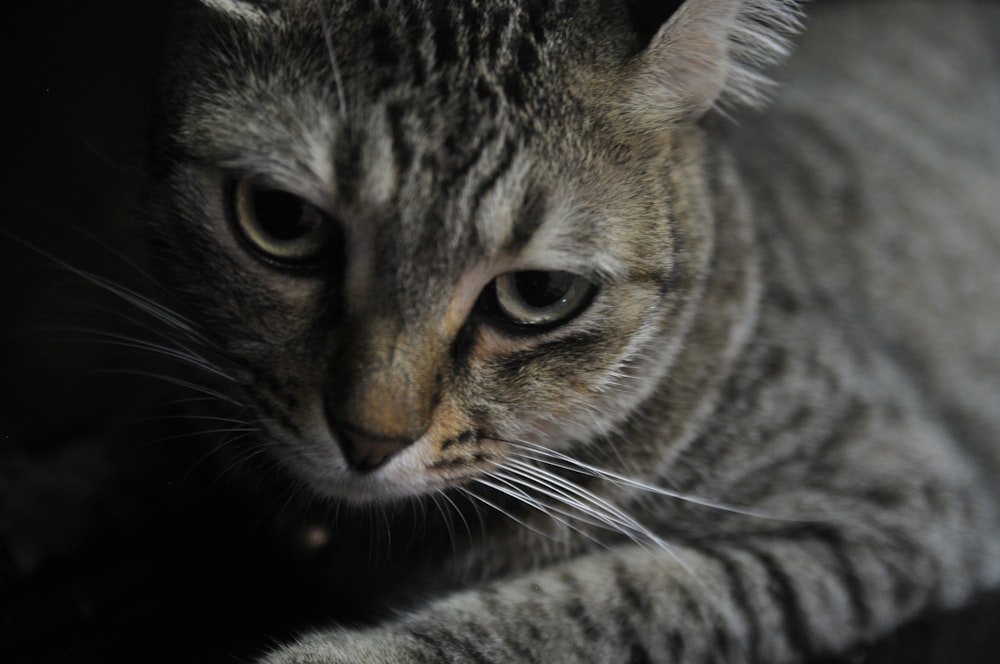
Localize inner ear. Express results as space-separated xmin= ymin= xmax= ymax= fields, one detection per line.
xmin=625 ymin=0 xmax=687 ymax=48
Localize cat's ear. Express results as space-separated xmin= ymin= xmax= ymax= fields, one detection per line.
xmin=624 ymin=0 xmax=803 ymax=125
xmin=195 ymin=0 xmax=272 ymax=23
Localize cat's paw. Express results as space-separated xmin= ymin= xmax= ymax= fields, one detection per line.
xmin=258 ymin=628 xmax=426 ymax=664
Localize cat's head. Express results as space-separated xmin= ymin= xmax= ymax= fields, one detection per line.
xmin=145 ymin=0 xmax=799 ymax=503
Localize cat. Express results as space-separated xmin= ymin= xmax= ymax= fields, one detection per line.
xmin=136 ymin=0 xmax=1000 ymax=662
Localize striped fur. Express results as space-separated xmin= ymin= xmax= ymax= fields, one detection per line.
xmin=142 ymin=0 xmax=1000 ymax=662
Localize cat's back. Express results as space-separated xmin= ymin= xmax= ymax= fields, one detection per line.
xmin=728 ymin=1 xmax=1000 ymax=471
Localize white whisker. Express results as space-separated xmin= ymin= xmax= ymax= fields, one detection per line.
xmin=478 ymin=473 xmax=609 ymax=551
xmin=462 ymin=481 xmax=571 ymax=546
xmin=508 ymin=440 xmax=814 ymax=523
xmin=95 ymin=368 xmax=245 ymax=406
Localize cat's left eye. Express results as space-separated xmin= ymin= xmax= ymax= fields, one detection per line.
xmin=231 ymin=179 xmax=337 ymax=265
xmin=484 ymin=270 xmax=596 ymax=328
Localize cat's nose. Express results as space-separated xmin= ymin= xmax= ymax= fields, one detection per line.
xmin=332 ymin=422 xmax=412 ymax=472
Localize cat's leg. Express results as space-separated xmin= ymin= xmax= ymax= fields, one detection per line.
xmin=259 ymin=421 xmax=1000 ymax=664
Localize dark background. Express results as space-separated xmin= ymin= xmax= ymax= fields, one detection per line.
xmin=2 ymin=2 xmax=999 ymax=662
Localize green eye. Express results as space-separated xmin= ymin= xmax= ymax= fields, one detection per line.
xmin=231 ymin=179 xmax=336 ymax=264
xmin=490 ymin=270 xmax=595 ymax=327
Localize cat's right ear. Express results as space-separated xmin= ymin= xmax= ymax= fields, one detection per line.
xmin=622 ymin=0 xmax=803 ymax=126
xmin=195 ymin=0 xmax=271 ymax=23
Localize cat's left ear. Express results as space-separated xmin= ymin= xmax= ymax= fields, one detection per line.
xmin=623 ymin=0 xmax=803 ymax=125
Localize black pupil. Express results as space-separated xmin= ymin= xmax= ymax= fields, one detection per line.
xmin=253 ymin=189 xmax=324 ymax=241
xmin=514 ymin=271 xmax=574 ymax=308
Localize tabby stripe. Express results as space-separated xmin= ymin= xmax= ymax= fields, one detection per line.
xmin=428 ymin=3 xmax=460 ymax=68
xmin=407 ymin=629 xmax=456 ymax=663
xmin=403 ymin=7 xmax=428 ymax=87
xmin=503 ymin=51 xmax=530 ymax=105
xmin=746 ymin=546 xmax=813 ymax=658
xmin=628 ymin=643 xmax=653 ymax=664
xmin=333 ymin=133 xmax=363 ymax=204
xmin=737 ymin=392 xmax=862 ymax=493
xmin=609 ymin=576 xmax=652 ymax=664
xmin=667 ymin=629 xmax=686 ymax=661
xmin=451 ymin=126 xmax=501 ymax=189
xmin=419 ymin=623 xmax=493 ymax=664
xmin=726 ymin=523 xmax=872 ymax=634
xmin=878 ymin=523 xmax=939 ymax=612
xmin=521 ymin=2 xmax=548 ymax=47
xmin=609 ymin=563 xmax=661 ymax=658
xmin=468 ymin=135 xmax=517 ymax=224
xmin=810 ymin=398 xmax=867 ymax=465
xmin=661 ymin=582 xmax=696 ymax=660
xmin=477 ymin=588 xmax=541 ymax=663
xmin=448 ymin=319 xmax=477 ymax=376
xmin=611 ymin=559 xmax=647 ymax=615
xmin=384 ymin=101 xmax=414 ymax=177
xmin=503 ymin=183 xmax=547 ymax=254
xmin=559 ymin=570 xmax=603 ymax=639
xmin=699 ymin=547 xmax=761 ymax=661
xmin=368 ymin=16 xmax=399 ymax=68
xmin=462 ymin=620 xmax=508 ymax=664
xmin=812 ymin=525 xmax=871 ymax=631
xmin=484 ymin=7 xmax=513 ymax=63
xmin=516 ymin=332 xmax=604 ymax=365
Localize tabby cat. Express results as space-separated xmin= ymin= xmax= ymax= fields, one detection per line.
xmin=141 ymin=0 xmax=1000 ymax=661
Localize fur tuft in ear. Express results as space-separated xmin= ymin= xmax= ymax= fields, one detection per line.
xmin=197 ymin=0 xmax=274 ymax=23
xmin=625 ymin=0 xmax=803 ymax=125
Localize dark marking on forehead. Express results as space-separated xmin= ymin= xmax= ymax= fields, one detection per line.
xmin=517 ymin=32 xmax=541 ymax=73
xmin=468 ymin=135 xmax=518 ymax=227
xmin=333 ymin=127 xmax=364 ymax=205
xmin=428 ymin=4 xmax=461 ymax=68
xmin=447 ymin=123 xmax=491 ymax=176
xmin=486 ymin=7 xmax=513 ymax=63
xmin=502 ymin=71 xmax=527 ymax=108
xmin=385 ymin=100 xmax=414 ymax=177
xmin=369 ymin=16 xmax=399 ymax=68
xmin=504 ymin=184 xmax=548 ymax=255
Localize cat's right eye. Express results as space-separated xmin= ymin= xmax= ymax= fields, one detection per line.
xmin=230 ymin=179 xmax=337 ymax=265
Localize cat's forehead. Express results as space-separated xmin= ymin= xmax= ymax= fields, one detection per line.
xmin=181 ymin=0 xmax=629 ymax=125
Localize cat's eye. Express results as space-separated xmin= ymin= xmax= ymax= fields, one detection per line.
xmin=231 ymin=180 xmax=336 ymax=264
xmin=486 ymin=270 xmax=595 ymax=328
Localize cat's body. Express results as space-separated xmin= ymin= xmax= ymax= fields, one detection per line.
xmin=143 ymin=0 xmax=1000 ymax=662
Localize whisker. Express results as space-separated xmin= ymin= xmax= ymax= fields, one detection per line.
xmin=491 ymin=464 xmax=679 ymax=562
xmin=94 ymin=368 xmax=245 ymax=406
xmin=33 ymin=325 xmax=237 ymax=383
xmin=143 ymin=426 xmax=262 ymax=448
xmin=461 ymin=482 xmax=568 ymax=546
xmin=507 ymin=440 xmax=816 ymax=523
xmin=5 ymin=232 xmax=217 ymax=348
xmin=502 ymin=460 xmax=663 ymax=538
xmin=490 ymin=467 xmax=636 ymax=541
xmin=432 ymin=491 xmax=477 ymax=553
xmin=502 ymin=455 xmax=753 ymax=636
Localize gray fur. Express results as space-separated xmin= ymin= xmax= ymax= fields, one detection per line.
xmin=142 ymin=0 xmax=1000 ymax=662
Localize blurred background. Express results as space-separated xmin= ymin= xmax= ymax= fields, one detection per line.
xmin=2 ymin=1 xmax=999 ymax=662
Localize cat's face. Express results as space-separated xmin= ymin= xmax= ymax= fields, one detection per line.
xmin=147 ymin=0 xmax=714 ymax=503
